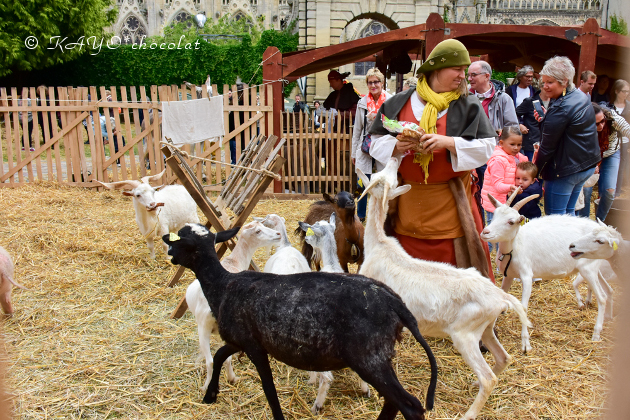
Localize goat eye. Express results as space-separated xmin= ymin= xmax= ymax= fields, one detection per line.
xmin=256 ymin=229 xmax=261 ymax=234
xmin=596 ymin=239 xmax=605 ymax=244
xmin=508 ymin=220 xmax=515 ymax=225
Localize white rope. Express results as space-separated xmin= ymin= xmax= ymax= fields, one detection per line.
xmin=160 ymin=141 xmax=281 ymax=181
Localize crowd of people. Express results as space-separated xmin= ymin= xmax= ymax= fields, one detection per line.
xmin=294 ymin=39 xmax=628 ymax=279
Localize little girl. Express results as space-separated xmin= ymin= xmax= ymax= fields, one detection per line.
xmin=481 ymin=126 xmax=529 ymax=224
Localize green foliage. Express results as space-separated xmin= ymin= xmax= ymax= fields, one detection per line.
xmin=610 ymin=14 xmax=628 ymax=36
xmin=492 ymin=71 xmax=517 ymax=86
xmin=8 ymin=21 xmax=298 ymax=97
xmin=443 ymin=6 xmax=450 ymax=23
xmin=0 ymin=0 xmax=117 ymax=77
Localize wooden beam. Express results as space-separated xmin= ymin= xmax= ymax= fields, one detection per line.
xmin=577 ymin=18 xmax=600 ymax=83
xmin=425 ymin=13 xmax=446 ymax=57
xmin=263 ymin=47 xmax=284 ymax=193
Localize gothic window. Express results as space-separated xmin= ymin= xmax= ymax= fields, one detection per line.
xmin=120 ymin=15 xmax=147 ymax=45
xmin=359 ymin=21 xmax=388 ymax=38
xmin=355 ymin=62 xmax=376 ymax=76
xmin=354 ymin=21 xmax=388 ymax=75
xmin=172 ymin=11 xmax=193 ymax=28
xmin=222 ymin=0 xmax=229 ymax=5
xmin=251 ymin=0 xmax=257 ymax=5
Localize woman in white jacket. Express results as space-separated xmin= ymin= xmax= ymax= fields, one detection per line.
xmin=351 ymin=67 xmax=392 ymax=221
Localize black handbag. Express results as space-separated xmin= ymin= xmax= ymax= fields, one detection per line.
xmin=360 ymin=111 xmax=371 ymax=154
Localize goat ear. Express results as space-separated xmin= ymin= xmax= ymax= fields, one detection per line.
xmin=323 ymin=193 xmax=335 ymax=204
xmin=517 ymin=215 xmax=525 ymax=225
xmin=252 ymin=217 xmax=264 ymax=222
xmin=356 ymin=168 xmax=370 ymax=191
xmin=122 ymin=191 xmax=133 ymax=196
xmin=597 ymin=218 xmax=607 ymax=227
xmin=298 ymin=221 xmax=310 ymax=232
xmin=154 ymin=184 xmax=166 ymax=191
xmin=215 ymin=226 xmax=241 ymax=243
xmin=389 ymin=184 xmax=411 ymax=200
xmin=487 ymin=194 xmax=503 ymax=210
xmin=329 ymin=213 xmax=336 ymax=229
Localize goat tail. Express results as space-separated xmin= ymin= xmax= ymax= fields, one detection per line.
xmin=395 ymin=302 xmax=437 ymax=411
xmin=504 ymin=293 xmax=533 ymax=329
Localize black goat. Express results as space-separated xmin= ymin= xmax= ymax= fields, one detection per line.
xmin=295 ymin=191 xmax=364 ymax=272
xmin=163 ymin=224 xmax=437 ymax=420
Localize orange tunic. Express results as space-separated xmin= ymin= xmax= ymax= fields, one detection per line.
xmin=392 ymin=99 xmax=494 ymax=281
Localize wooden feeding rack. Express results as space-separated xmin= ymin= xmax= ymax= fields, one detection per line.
xmin=161 ymin=134 xmax=286 ymax=318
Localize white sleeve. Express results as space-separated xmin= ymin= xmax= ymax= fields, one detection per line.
xmin=450 ymin=137 xmax=495 ymax=172
xmin=369 ymin=133 xmax=398 ymax=167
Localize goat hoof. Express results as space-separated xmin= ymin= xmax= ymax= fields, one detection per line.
xmin=203 ymin=390 xmax=219 ymax=404
xmin=311 ymin=403 xmax=323 ymax=415
xmin=227 ymin=375 xmax=240 ymax=384
xmin=362 ymin=389 xmax=371 ymax=398
xmin=591 ymin=334 xmax=602 ymax=342
xmin=471 ymin=380 xmax=480 ymax=387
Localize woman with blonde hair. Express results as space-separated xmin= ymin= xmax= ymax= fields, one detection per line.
xmin=352 ymin=67 xmax=393 ymax=221
xmin=368 ymin=39 xmax=497 ymax=280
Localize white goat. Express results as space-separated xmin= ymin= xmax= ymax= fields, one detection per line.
xmin=481 ymin=191 xmax=611 ymax=350
xmin=0 ymin=245 xmax=25 ymax=315
xmin=568 ymin=220 xmax=625 ymax=314
xmin=297 ymin=215 xmax=371 ymax=414
xmin=253 ymin=214 xmax=311 ymax=274
xmin=186 ymin=221 xmax=282 ymax=391
xmin=357 ymin=157 xmax=531 ymax=420
xmin=95 ymin=170 xmax=199 ymax=259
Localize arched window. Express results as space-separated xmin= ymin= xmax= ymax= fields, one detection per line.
xmin=359 ymin=21 xmax=388 ymax=38
xmin=120 ymin=15 xmax=147 ymax=45
xmin=172 ymin=11 xmax=193 ymax=28
xmin=355 ymin=21 xmax=389 ymax=75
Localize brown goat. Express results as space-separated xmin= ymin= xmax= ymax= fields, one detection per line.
xmin=295 ymin=191 xmax=364 ymax=272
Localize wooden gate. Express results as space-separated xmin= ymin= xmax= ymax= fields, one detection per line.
xmin=0 ymin=84 xmax=273 ymax=190
xmin=280 ymin=110 xmax=355 ymax=195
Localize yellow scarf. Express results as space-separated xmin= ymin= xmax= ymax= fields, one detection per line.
xmin=414 ymin=76 xmax=461 ymax=182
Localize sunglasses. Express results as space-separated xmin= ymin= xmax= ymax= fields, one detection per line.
xmin=367 ymin=81 xmax=381 ymax=86
xmin=596 ymin=119 xmax=606 ymax=126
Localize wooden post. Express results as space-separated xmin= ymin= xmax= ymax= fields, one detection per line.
xmin=577 ymin=18 xmax=599 ymax=84
xmin=262 ymin=46 xmax=284 ymax=193
xmin=425 ymin=13 xmax=446 ymax=58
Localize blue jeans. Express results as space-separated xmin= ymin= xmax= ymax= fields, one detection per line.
xmin=543 ymin=166 xmax=597 ymax=215
xmin=596 ymin=150 xmax=621 ymax=221
xmin=229 ymin=139 xmax=236 ymax=165
xmin=577 ymin=186 xmax=593 ymax=218
xmin=485 ymin=211 xmax=495 ymax=252
xmin=357 ymin=173 xmax=371 ymax=220
xmin=522 ymin=149 xmax=535 ymax=162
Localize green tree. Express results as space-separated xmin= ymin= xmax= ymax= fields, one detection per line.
xmin=610 ymin=14 xmax=628 ymax=36
xmin=0 ymin=0 xmax=117 ymax=77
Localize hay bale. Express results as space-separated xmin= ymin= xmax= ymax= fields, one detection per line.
xmin=0 ymin=183 xmax=613 ymax=419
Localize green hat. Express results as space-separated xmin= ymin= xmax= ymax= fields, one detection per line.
xmin=417 ymin=39 xmax=471 ymax=75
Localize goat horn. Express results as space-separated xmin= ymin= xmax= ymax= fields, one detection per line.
xmin=382 ymin=184 xmax=389 ymax=211
xmin=512 ymin=194 xmax=540 ymax=211
xmin=94 ymin=179 xmax=141 ymax=190
xmin=141 ymin=168 xmax=167 ymax=185
xmin=505 ymin=187 xmax=521 ymax=207
xmin=487 ymin=193 xmax=502 ymax=210
xmin=358 ymin=181 xmax=376 ymax=202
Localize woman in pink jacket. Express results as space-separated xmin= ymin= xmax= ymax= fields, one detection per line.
xmin=481 ymin=126 xmax=529 ymax=227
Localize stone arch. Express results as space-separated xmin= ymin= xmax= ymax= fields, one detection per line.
xmin=232 ymin=10 xmax=254 ymax=24
xmin=119 ymin=13 xmax=148 ymax=44
xmin=500 ymin=18 xmax=516 ymax=25
xmin=168 ymin=9 xmax=194 ymax=28
xmin=347 ymin=13 xmax=400 ymax=32
xmin=531 ymin=19 xmax=560 ymax=26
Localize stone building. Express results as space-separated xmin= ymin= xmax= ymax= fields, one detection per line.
xmin=297 ymin=0 xmax=604 ymax=103
xmin=110 ymin=0 xmax=298 ymax=45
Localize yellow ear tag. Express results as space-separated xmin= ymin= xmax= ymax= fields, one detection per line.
xmin=306 ymin=228 xmax=314 ymax=236
xmin=169 ymin=232 xmax=180 ymax=242
xmin=613 ymin=242 xmax=618 ymax=251
xmin=520 ymin=218 xmax=529 ymax=226
xmin=358 ymin=178 xmax=363 ymax=188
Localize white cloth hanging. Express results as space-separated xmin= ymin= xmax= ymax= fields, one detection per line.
xmin=162 ymin=97 xmax=224 ymax=146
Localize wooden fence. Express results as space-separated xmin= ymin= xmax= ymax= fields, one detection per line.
xmin=0 ymin=84 xmax=272 ymax=191
xmin=279 ymin=110 xmax=355 ymax=195
xmin=0 ymin=84 xmax=357 ymax=195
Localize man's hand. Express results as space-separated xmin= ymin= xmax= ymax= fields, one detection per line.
xmin=509 ymin=185 xmax=523 ymax=194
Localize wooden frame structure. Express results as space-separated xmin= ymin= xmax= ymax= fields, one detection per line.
xmin=161 ymin=134 xmax=286 ymax=318
xmin=263 ymin=13 xmax=630 ymax=193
